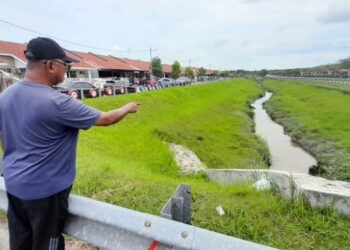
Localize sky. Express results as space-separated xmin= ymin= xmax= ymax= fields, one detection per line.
xmin=0 ymin=0 xmax=350 ymax=70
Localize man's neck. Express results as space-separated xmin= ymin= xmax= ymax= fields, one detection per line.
xmin=24 ymin=74 xmax=52 ymax=87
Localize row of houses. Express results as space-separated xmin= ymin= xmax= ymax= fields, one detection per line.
xmin=0 ymin=40 xmax=214 ymax=84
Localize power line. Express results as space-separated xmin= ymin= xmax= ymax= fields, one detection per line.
xmin=0 ymin=18 xmax=150 ymax=53
xmin=154 ymin=52 xmax=188 ymax=65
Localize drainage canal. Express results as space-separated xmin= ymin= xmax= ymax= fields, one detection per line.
xmin=251 ymin=92 xmax=317 ymax=173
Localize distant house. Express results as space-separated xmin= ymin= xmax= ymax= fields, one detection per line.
xmin=0 ymin=40 xmax=151 ymax=83
xmin=0 ymin=41 xmax=27 ymax=78
xmin=0 ymin=39 xmax=217 ymax=90
xmin=339 ymin=69 xmax=350 ymax=78
xmin=122 ymin=58 xmax=151 ymax=79
xmin=65 ymin=51 xmax=135 ymax=79
xmin=161 ymin=64 xmax=172 ymax=78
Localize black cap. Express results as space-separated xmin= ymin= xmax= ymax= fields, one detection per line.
xmin=24 ymin=37 xmax=79 ymax=63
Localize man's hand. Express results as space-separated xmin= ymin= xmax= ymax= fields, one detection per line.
xmin=124 ymin=102 xmax=140 ymax=113
xmin=95 ymin=102 xmax=141 ymax=126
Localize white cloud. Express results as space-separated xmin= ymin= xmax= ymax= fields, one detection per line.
xmin=0 ymin=0 xmax=349 ymax=69
xmin=317 ymin=1 xmax=350 ymax=24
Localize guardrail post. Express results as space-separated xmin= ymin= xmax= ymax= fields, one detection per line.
xmin=161 ymin=184 xmax=192 ymax=225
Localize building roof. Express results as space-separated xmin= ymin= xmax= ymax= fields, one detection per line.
xmin=206 ymin=69 xmax=213 ymax=75
xmin=0 ymin=40 xmax=216 ymax=74
xmin=121 ymin=58 xmax=150 ymax=71
xmin=68 ymin=51 xmax=135 ymax=70
xmin=65 ymin=51 xmax=96 ymax=69
xmin=162 ymin=64 xmax=172 ymax=74
xmin=0 ymin=40 xmax=27 ymax=63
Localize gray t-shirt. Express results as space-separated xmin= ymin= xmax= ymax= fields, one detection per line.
xmin=0 ymin=81 xmax=100 ymax=200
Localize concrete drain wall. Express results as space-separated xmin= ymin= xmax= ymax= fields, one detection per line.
xmin=206 ymin=169 xmax=350 ymax=217
xmin=169 ymin=143 xmax=350 ymax=217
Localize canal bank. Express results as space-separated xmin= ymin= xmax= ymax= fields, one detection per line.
xmin=263 ymin=79 xmax=350 ymax=180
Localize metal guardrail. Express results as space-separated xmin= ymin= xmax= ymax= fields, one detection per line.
xmin=0 ymin=177 xmax=275 ymax=250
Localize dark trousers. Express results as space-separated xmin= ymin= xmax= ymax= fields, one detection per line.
xmin=7 ymin=186 xmax=72 ymax=250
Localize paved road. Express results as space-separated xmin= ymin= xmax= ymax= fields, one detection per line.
xmin=0 ymin=218 xmax=9 ymax=250
xmin=0 ymin=218 xmax=96 ymax=250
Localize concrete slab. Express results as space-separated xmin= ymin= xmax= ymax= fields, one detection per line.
xmin=206 ymin=169 xmax=350 ymax=217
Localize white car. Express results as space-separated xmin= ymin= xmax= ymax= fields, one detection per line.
xmin=157 ymin=78 xmax=175 ymax=85
xmin=176 ymin=77 xmax=191 ymax=85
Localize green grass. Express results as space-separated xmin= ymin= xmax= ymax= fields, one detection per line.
xmin=264 ymin=79 xmax=350 ymax=180
xmin=283 ymin=79 xmax=350 ymax=94
xmin=69 ymin=79 xmax=350 ymax=249
xmin=1 ymin=79 xmax=350 ymax=249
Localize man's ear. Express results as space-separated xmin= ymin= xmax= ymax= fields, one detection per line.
xmin=46 ymin=61 xmax=55 ymax=73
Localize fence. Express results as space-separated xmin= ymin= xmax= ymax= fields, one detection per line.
xmin=267 ymin=75 xmax=350 ymax=84
xmin=0 ymin=71 xmax=15 ymax=93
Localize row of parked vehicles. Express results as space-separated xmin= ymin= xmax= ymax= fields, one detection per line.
xmin=53 ymin=76 xmax=192 ymax=99
xmin=157 ymin=76 xmax=192 ymax=86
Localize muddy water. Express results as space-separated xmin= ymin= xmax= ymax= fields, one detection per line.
xmin=251 ymin=92 xmax=317 ymax=173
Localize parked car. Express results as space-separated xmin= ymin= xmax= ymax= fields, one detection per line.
xmin=119 ymin=77 xmax=131 ymax=85
xmin=145 ymin=79 xmax=158 ymax=85
xmin=92 ymin=79 xmax=106 ymax=90
xmin=54 ymin=81 xmax=99 ymax=99
xmin=157 ymin=78 xmax=175 ymax=87
xmin=103 ymin=80 xmax=127 ymax=95
xmin=176 ymin=77 xmax=191 ymax=86
xmin=198 ymin=76 xmax=209 ymax=82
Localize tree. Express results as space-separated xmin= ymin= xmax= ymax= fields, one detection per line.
xmin=259 ymin=69 xmax=268 ymax=76
xmin=213 ymin=70 xmax=220 ymax=78
xmin=151 ymin=56 xmax=163 ymax=77
xmin=184 ymin=67 xmax=195 ymax=79
xmin=220 ymin=70 xmax=230 ymax=77
xmin=171 ymin=60 xmax=181 ymax=79
xmin=339 ymin=58 xmax=350 ymax=68
xmin=198 ymin=67 xmax=206 ymax=77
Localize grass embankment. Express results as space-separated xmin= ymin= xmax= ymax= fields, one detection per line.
xmin=2 ymin=79 xmax=350 ymax=249
xmin=290 ymin=79 xmax=350 ymax=94
xmin=72 ymin=79 xmax=350 ymax=249
xmin=264 ymin=79 xmax=350 ymax=181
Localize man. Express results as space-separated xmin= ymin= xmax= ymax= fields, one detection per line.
xmin=0 ymin=37 xmax=140 ymax=250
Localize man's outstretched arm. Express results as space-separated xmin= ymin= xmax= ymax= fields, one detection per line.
xmin=95 ymin=102 xmax=140 ymax=126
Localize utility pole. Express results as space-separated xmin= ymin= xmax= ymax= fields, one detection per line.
xmin=188 ymin=59 xmax=191 ymax=68
xmin=149 ymin=47 xmax=153 ymax=82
